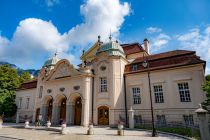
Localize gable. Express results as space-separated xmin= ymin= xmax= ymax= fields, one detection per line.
xmin=80 ymin=41 xmax=100 ymax=62
xmin=46 ymin=60 xmax=81 ymax=81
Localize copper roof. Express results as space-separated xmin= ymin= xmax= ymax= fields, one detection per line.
xmin=125 ymin=50 xmax=205 ymax=74
xmin=17 ymin=79 xmax=37 ymax=91
xmin=121 ymin=43 xmax=145 ymax=55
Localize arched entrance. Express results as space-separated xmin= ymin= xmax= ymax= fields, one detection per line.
xmin=98 ymin=106 xmax=109 ymax=125
xmin=47 ymin=99 xmax=53 ymax=121
xmin=59 ymin=98 xmax=66 ymax=123
xmin=74 ymin=97 xmax=82 ymax=125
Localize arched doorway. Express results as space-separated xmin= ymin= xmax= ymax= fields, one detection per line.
xmin=47 ymin=99 xmax=53 ymax=121
xmin=60 ymin=98 xmax=66 ymax=123
xmin=74 ymin=97 xmax=82 ymax=125
xmin=98 ymin=106 xmax=109 ymax=125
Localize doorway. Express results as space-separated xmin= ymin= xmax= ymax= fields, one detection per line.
xmin=98 ymin=106 xmax=109 ymax=125
xmin=59 ymin=98 xmax=66 ymax=123
xmin=74 ymin=97 xmax=82 ymax=125
xmin=47 ymin=99 xmax=53 ymax=121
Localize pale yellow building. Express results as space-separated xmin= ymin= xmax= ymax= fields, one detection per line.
xmin=16 ymin=38 xmax=206 ymax=127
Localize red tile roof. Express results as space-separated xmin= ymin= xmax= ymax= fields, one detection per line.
xmin=125 ymin=50 xmax=205 ymax=74
xmin=121 ymin=43 xmax=145 ymax=55
xmin=17 ymin=79 xmax=37 ymax=91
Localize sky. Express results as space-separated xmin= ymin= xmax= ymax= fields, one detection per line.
xmin=0 ymin=0 xmax=210 ymax=74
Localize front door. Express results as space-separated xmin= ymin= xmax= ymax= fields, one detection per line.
xmin=98 ymin=106 xmax=109 ymax=125
xmin=35 ymin=108 xmax=40 ymax=122
xmin=74 ymin=97 xmax=82 ymax=125
xmin=60 ymin=98 xmax=66 ymax=122
xmin=47 ymin=99 xmax=53 ymax=121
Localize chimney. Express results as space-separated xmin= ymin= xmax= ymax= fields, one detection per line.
xmin=143 ymin=38 xmax=149 ymax=54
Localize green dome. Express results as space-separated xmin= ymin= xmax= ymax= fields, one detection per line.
xmin=96 ymin=41 xmax=125 ymax=58
xmin=43 ymin=54 xmax=60 ymax=67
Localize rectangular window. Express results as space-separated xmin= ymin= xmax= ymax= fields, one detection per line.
xmin=39 ymin=86 xmax=43 ymax=98
xmin=18 ymin=98 xmax=22 ymax=109
xmin=183 ymin=115 xmax=194 ymax=126
xmin=154 ymin=85 xmax=164 ymax=103
xmin=100 ymin=77 xmax=107 ymax=92
xmin=156 ymin=115 xmax=166 ymax=126
xmin=134 ymin=115 xmax=142 ymax=125
xmin=132 ymin=87 xmax=141 ymax=104
xmin=26 ymin=97 xmax=30 ymax=109
xmin=132 ymin=64 xmax=138 ymax=71
xmin=178 ymin=82 xmax=191 ymax=102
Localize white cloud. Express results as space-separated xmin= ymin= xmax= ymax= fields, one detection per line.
xmin=45 ymin=0 xmax=60 ymax=7
xmin=150 ymin=33 xmax=171 ymax=53
xmin=66 ymin=0 xmax=130 ymax=46
xmin=146 ymin=27 xmax=162 ymax=34
xmin=0 ymin=0 xmax=130 ymax=69
xmin=177 ymin=28 xmax=200 ymax=41
xmin=176 ymin=26 xmax=210 ymax=74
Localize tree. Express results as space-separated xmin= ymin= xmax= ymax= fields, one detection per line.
xmin=20 ymin=72 xmax=31 ymax=83
xmin=202 ymin=74 xmax=210 ymax=111
xmin=0 ymin=65 xmax=20 ymax=117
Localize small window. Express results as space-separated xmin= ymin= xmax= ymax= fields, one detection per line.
xmin=132 ymin=64 xmax=138 ymax=71
xmin=100 ymin=77 xmax=107 ymax=92
xmin=178 ymin=82 xmax=191 ymax=102
xmin=26 ymin=97 xmax=30 ymax=109
xmin=39 ymin=86 xmax=43 ymax=98
xmin=134 ymin=115 xmax=142 ymax=125
xmin=154 ymin=85 xmax=164 ymax=103
xmin=156 ymin=115 xmax=166 ymax=126
xmin=132 ymin=87 xmax=141 ymax=104
xmin=183 ymin=115 xmax=194 ymax=126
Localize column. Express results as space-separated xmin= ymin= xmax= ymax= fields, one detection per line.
xmin=52 ymin=104 xmax=59 ymax=125
xmin=128 ymin=108 xmax=134 ymax=129
xmin=16 ymin=112 xmax=20 ymax=123
xmin=82 ymin=99 xmax=89 ymax=126
xmin=195 ymin=105 xmax=210 ymax=140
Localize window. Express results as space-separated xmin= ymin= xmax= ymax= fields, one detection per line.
xmin=178 ymin=82 xmax=191 ymax=102
xmin=26 ymin=97 xmax=30 ymax=109
xmin=154 ymin=85 xmax=164 ymax=103
xmin=134 ymin=115 xmax=142 ymax=125
xmin=156 ymin=115 xmax=166 ymax=126
xmin=132 ymin=64 xmax=138 ymax=71
xmin=183 ymin=115 xmax=194 ymax=126
xmin=39 ymin=86 xmax=43 ymax=98
xmin=100 ymin=77 xmax=107 ymax=92
xmin=132 ymin=87 xmax=141 ymax=104
xmin=18 ymin=98 xmax=22 ymax=109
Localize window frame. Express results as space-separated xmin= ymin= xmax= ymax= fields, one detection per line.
xmin=100 ymin=77 xmax=107 ymax=92
xmin=132 ymin=87 xmax=141 ymax=104
xmin=18 ymin=97 xmax=22 ymax=109
xmin=153 ymin=85 xmax=164 ymax=103
xmin=39 ymin=86 xmax=43 ymax=98
xmin=183 ymin=115 xmax=194 ymax=126
xmin=132 ymin=64 xmax=138 ymax=71
xmin=178 ymin=82 xmax=191 ymax=102
xmin=26 ymin=97 xmax=30 ymax=109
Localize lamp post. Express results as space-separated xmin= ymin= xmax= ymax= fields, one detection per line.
xmin=142 ymin=60 xmax=157 ymax=137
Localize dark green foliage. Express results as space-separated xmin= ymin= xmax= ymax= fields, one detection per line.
xmin=0 ymin=65 xmax=20 ymax=117
xmin=202 ymin=75 xmax=210 ymax=110
xmin=20 ymin=71 xmax=31 ymax=83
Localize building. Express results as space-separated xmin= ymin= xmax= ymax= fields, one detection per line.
xmin=15 ymin=37 xmax=206 ymax=127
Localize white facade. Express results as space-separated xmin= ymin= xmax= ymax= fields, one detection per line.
xmin=16 ymin=39 xmax=206 ymax=127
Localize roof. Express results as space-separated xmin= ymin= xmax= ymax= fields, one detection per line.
xmin=96 ymin=41 xmax=125 ymax=58
xmin=121 ymin=43 xmax=145 ymax=55
xmin=125 ymin=50 xmax=206 ymax=74
xmin=17 ymin=79 xmax=37 ymax=91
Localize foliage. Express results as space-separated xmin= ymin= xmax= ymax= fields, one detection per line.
xmin=202 ymin=74 xmax=210 ymax=110
xmin=0 ymin=65 xmax=20 ymax=117
xmin=20 ymin=71 xmax=32 ymax=83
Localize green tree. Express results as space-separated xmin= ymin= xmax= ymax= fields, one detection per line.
xmin=202 ymin=74 xmax=210 ymax=110
xmin=20 ymin=72 xmax=31 ymax=83
xmin=0 ymin=65 xmax=20 ymax=117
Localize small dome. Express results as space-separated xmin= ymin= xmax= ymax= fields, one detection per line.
xmin=43 ymin=53 xmax=60 ymax=67
xmin=96 ymin=41 xmax=125 ymax=58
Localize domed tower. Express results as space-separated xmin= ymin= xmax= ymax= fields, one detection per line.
xmin=94 ymin=37 xmax=128 ymax=126
xmin=43 ymin=53 xmax=60 ymax=70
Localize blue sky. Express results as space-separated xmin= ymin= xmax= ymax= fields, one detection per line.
xmin=0 ymin=0 xmax=210 ymax=74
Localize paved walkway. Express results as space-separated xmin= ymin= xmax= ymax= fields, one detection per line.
xmin=0 ymin=125 xmax=187 ymax=140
